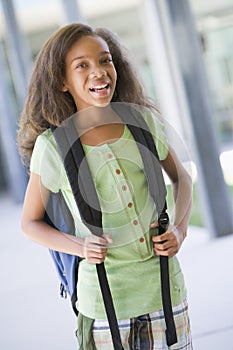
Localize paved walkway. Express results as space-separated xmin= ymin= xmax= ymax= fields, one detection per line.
xmin=0 ymin=193 xmax=232 ymax=349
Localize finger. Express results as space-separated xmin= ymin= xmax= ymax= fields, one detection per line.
xmin=85 ymin=249 xmax=107 ymax=262
xmin=86 ymin=256 xmax=106 ymax=264
xmin=88 ymin=235 xmax=109 ymax=247
xmin=102 ymin=233 xmax=113 ymax=245
xmin=154 ymin=246 xmax=177 ymax=258
xmin=154 ymin=247 xmax=169 ymax=257
xmin=90 ymin=244 xmax=108 ymax=254
xmin=153 ymin=242 xmax=169 ymax=251
xmin=151 ymin=232 xmax=170 ymax=243
xmin=153 ymin=235 xmax=178 ymax=252
xmin=166 ymin=246 xmax=179 ymax=258
xmin=154 ymin=236 xmax=178 ymax=250
xmin=83 ymin=242 xmax=107 ymax=258
xmin=150 ymin=220 xmax=159 ymax=228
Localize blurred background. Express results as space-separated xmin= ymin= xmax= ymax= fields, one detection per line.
xmin=0 ymin=0 xmax=232 ymax=349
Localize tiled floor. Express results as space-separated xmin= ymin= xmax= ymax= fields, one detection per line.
xmin=0 ymin=194 xmax=232 ymax=349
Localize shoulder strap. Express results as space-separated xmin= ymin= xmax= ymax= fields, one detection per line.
xmin=52 ymin=122 xmax=102 ymax=235
xmin=111 ymin=104 xmax=177 ymax=346
xmin=111 ymin=103 xmax=167 ymax=216
xmin=51 ymin=122 xmax=124 ymax=350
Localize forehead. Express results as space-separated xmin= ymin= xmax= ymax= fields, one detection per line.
xmin=66 ymin=35 xmax=110 ymax=62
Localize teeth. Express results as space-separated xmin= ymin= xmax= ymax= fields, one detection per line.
xmin=90 ymin=83 xmax=108 ymax=91
xmin=96 ymin=84 xmax=107 ymax=89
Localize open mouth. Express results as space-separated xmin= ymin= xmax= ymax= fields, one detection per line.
xmin=89 ymin=83 xmax=110 ymax=93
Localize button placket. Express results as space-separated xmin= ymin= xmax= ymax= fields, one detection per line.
xmin=87 ymin=143 xmax=151 ymax=256
xmin=106 ymin=147 xmax=133 ymax=208
xmin=105 ymin=146 xmax=147 ymax=246
xmin=128 ymin=213 xmax=149 ymax=251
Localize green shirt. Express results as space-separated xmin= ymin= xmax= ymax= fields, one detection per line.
xmin=30 ymin=111 xmax=186 ymax=320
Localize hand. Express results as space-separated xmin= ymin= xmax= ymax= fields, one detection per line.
xmin=82 ymin=233 xmax=112 ymax=264
xmin=151 ymin=221 xmax=183 ymax=258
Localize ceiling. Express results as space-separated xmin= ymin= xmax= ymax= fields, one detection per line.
xmin=0 ymin=0 xmax=233 ymax=35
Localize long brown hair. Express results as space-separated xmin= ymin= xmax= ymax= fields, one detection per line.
xmin=17 ymin=22 xmax=158 ymax=168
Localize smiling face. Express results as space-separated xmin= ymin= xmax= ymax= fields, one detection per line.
xmin=63 ymin=35 xmax=117 ymax=111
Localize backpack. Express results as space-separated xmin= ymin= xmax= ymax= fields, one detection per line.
xmin=44 ymin=191 xmax=80 ymax=315
xmin=44 ymin=103 xmax=177 ymax=347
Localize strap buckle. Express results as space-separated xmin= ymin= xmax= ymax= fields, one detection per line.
xmin=158 ymin=212 xmax=169 ymax=232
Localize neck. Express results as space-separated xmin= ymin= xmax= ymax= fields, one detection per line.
xmin=79 ymin=123 xmax=125 ymax=146
xmin=72 ymin=104 xmax=124 ymax=146
xmin=74 ymin=105 xmax=120 ymax=132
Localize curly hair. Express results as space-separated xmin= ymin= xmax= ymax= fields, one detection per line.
xmin=17 ymin=22 xmax=158 ymax=168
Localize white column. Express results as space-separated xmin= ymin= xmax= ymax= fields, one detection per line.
xmin=143 ymin=0 xmax=192 ymax=145
xmin=0 ymin=40 xmax=28 ymax=202
xmin=143 ymin=0 xmax=233 ymax=236
xmin=61 ymin=0 xmax=84 ymax=24
xmin=1 ymin=0 xmax=32 ymax=111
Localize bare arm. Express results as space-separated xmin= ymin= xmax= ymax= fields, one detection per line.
xmin=151 ymin=147 xmax=192 ymax=257
xmin=21 ymin=173 xmax=112 ymax=263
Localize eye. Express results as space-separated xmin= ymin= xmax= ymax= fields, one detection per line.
xmin=101 ymin=57 xmax=113 ymax=64
xmin=75 ymin=62 xmax=87 ymax=70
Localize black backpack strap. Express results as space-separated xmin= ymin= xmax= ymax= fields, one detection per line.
xmin=51 ymin=122 xmax=124 ymax=350
xmin=113 ymin=105 xmax=167 ymax=215
xmin=158 ymin=212 xmax=178 ymax=346
xmin=111 ymin=104 xmax=177 ymax=346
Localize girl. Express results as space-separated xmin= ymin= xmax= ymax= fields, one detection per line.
xmin=18 ymin=23 xmax=192 ymax=349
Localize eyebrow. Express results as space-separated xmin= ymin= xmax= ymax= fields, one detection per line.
xmin=71 ymin=51 xmax=111 ymax=64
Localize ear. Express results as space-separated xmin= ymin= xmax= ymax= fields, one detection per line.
xmin=61 ymin=81 xmax=69 ymax=92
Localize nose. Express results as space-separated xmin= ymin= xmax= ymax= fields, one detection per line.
xmin=90 ymin=65 xmax=106 ymax=79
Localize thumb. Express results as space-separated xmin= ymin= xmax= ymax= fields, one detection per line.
xmin=150 ymin=220 xmax=159 ymax=228
xmin=102 ymin=232 xmax=113 ymax=245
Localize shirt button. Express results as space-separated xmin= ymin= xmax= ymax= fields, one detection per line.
xmin=122 ymin=185 xmax=127 ymax=191
xmin=133 ymin=220 xmax=138 ymax=226
xmin=128 ymin=202 xmax=133 ymax=208
xmin=139 ymin=237 xmax=145 ymax=243
xmin=116 ymin=169 xmax=121 ymax=175
xmin=108 ymin=154 xmax=113 ymax=159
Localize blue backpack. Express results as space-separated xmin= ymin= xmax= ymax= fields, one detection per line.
xmin=45 ymin=103 xmax=177 ymax=347
xmin=44 ymin=190 xmax=80 ymax=315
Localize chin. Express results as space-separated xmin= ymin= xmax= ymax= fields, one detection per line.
xmin=92 ymin=100 xmax=112 ymax=109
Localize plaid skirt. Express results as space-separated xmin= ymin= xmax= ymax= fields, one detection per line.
xmin=76 ymin=299 xmax=192 ymax=350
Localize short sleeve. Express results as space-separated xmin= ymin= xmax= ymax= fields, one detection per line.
xmin=142 ymin=109 xmax=169 ymax=160
xmin=30 ymin=129 xmax=64 ymax=193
